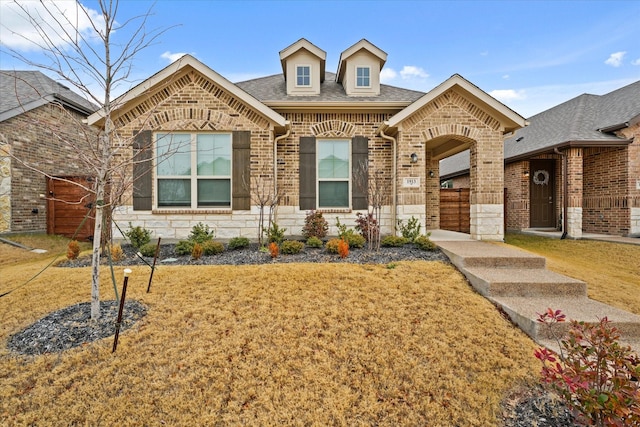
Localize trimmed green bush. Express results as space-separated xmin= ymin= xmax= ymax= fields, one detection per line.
xmin=325 ymin=238 xmax=342 ymax=254
xmin=139 ymin=242 xmax=158 ymax=257
xmin=306 ymin=236 xmax=323 ymax=248
xmin=228 ymin=236 xmax=250 ymax=250
xmin=175 ymin=240 xmax=194 ymax=256
xmin=267 ymin=222 xmax=286 ymax=245
xmin=414 ymin=234 xmax=436 ymax=251
xmin=343 ymin=231 xmax=365 ymax=249
xmin=124 ymin=222 xmax=151 ymax=249
xmin=188 ymin=222 xmax=214 ymax=243
xmin=281 ymin=240 xmax=304 ymax=255
xmin=202 ymin=241 xmax=224 ymax=255
xmin=381 ymin=235 xmax=409 ymax=247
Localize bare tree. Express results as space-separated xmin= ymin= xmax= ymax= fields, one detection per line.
xmin=1 ymin=0 xmax=169 ymax=320
xmin=355 ymin=160 xmax=388 ymax=251
xmin=243 ymin=169 xmax=283 ymax=247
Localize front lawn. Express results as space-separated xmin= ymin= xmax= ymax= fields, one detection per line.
xmin=0 ymin=246 xmax=540 ymax=426
xmin=505 ymin=234 xmax=640 ymax=316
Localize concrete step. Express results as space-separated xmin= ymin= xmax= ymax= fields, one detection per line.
xmin=463 ymin=267 xmax=587 ymax=298
xmin=437 ymin=241 xmax=546 ymax=270
xmin=492 ymin=295 xmax=640 ymax=354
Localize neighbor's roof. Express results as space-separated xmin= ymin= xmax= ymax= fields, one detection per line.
xmin=0 ymin=70 xmax=97 ymax=122
xmin=440 ymin=79 xmax=640 ymax=179
xmin=236 ymin=71 xmax=424 ymax=108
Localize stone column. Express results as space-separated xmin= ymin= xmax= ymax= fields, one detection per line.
xmin=566 ymin=147 xmax=583 ymax=239
xmin=0 ymin=144 xmax=11 ymax=233
xmin=469 ymin=134 xmax=504 ymax=241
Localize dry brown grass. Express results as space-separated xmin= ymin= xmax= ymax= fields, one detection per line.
xmin=0 ymin=239 xmax=541 ymax=426
xmin=0 ymin=234 xmax=91 ymax=268
xmin=505 ymin=234 xmax=640 ymax=316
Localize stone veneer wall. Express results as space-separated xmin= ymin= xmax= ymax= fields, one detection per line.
xmin=0 ymin=104 xmax=94 ymax=233
xmin=0 ymin=144 xmax=10 ymax=232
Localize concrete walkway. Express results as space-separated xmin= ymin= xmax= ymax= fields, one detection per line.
xmin=430 ymin=230 xmax=640 ymax=354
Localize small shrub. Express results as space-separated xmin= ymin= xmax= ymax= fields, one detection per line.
xmin=139 ymin=242 xmax=158 ymax=257
xmin=381 ymin=235 xmax=408 ymax=247
xmin=202 ymin=241 xmax=224 ymax=256
xmin=188 ymin=222 xmax=214 ymax=243
xmin=175 ymin=240 xmax=194 ymax=256
xmin=281 ymin=240 xmax=304 ymax=255
xmin=397 ymin=216 xmax=422 ymax=241
xmin=191 ymin=243 xmax=203 ymax=260
xmin=267 ymin=222 xmax=286 ymax=245
xmin=338 ymin=239 xmax=349 ymax=258
xmin=387 ymin=262 xmax=398 ymax=269
xmin=124 ymin=222 xmax=151 ymax=249
xmin=228 ymin=236 xmax=250 ymax=250
xmin=325 ymin=238 xmax=341 ymax=254
xmin=109 ymin=243 xmax=124 ymax=261
xmin=66 ymin=240 xmax=80 ymax=260
xmin=343 ymin=231 xmax=365 ymax=249
xmin=535 ymin=308 xmax=640 ymax=427
xmin=268 ymin=242 xmax=279 ymax=258
xmin=414 ymin=234 xmax=436 ymax=251
xmin=302 ymin=210 xmax=328 ymax=239
xmin=355 ymin=212 xmax=379 ymax=243
xmin=306 ymin=236 xmax=323 ymax=248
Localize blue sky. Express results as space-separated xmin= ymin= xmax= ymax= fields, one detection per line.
xmin=1 ymin=0 xmax=639 ymax=117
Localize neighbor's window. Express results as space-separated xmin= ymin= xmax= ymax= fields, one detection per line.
xmin=356 ymin=66 xmax=370 ymax=87
xmin=317 ymin=139 xmax=350 ymax=208
xmin=296 ymin=65 xmax=311 ymax=86
xmin=156 ymin=133 xmax=231 ymax=208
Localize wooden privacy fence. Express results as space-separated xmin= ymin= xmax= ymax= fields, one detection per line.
xmin=439 ymin=188 xmax=470 ymax=233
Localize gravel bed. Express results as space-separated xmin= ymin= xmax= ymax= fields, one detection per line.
xmin=8 ymin=300 xmax=147 ymax=356
xmin=13 ymin=242 xmax=577 ymax=426
xmin=57 ymin=242 xmax=450 ymax=267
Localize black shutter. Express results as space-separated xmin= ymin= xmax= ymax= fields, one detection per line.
xmin=132 ymin=130 xmax=152 ymax=211
xmin=232 ymin=131 xmax=251 ymax=210
xmin=299 ymin=136 xmax=316 ymax=210
xmin=352 ymin=136 xmax=369 ymax=210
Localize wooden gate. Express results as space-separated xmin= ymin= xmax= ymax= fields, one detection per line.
xmin=47 ymin=177 xmax=95 ymax=240
xmin=439 ymin=188 xmax=470 ymax=233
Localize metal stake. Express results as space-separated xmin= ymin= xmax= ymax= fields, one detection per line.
xmin=146 ymin=236 xmax=162 ymax=293
xmin=112 ymin=268 xmax=132 ymax=353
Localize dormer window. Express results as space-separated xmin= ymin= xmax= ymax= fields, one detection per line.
xmin=296 ymin=65 xmax=311 ymax=87
xmin=356 ymin=67 xmax=370 ymax=88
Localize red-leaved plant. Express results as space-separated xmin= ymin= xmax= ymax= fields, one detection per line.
xmin=534 ymin=308 xmax=640 ymax=426
xmin=337 ymin=239 xmax=349 ymax=259
xmin=268 ymin=242 xmax=279 ymax=259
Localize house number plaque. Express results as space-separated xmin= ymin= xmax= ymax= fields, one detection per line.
xmin=402 ymin=177 xmax=420 ymax=188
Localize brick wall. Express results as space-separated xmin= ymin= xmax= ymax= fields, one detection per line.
xmin=504 ymin=161 xmax=529 ymax=230
xmin=0 ymin=104 xmax=94 ymax=233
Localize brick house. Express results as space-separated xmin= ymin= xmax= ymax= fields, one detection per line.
xmin=440 ymin=80 xmax=640 ymax=238
xmin=0 ymin=71 xmax=97 ymax=238
xmin=89 ymin=39 xmax=525 ymax=241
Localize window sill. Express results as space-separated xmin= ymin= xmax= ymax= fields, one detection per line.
xmin=317 ymin=208 xmax=352 ymax=214
xmin=152 ymin=209 xmax=232 ymax=215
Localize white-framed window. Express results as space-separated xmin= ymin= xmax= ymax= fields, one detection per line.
xmin=156 ymin=132 xmax=231 ymax=208
xmin=356 ymin=66 xmax=370 ymax=88
xmin=296 ymin=65 xmax=311 ymax=87
xmin=317 ymin=139 xmax=350 ymax=208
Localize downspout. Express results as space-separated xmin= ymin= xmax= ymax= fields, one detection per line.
xmin=554 ymin=148 xmax=568 ymax=239
xmin=273 ymin=125 xmax=291 ymax=196
xmin=379 ymin=127 xmax=397 ymax=236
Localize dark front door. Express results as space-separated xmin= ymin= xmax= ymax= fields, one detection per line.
xmin=529 ymin=160 xmax=555 ymax=227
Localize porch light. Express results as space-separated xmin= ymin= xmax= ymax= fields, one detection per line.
xmin=523 ymin=170 xmax=530 ymax=177
xmin=429 ymin=170 xmax=435 ymax=178
xmin=410 ymin=153 xmax=418 ymax=163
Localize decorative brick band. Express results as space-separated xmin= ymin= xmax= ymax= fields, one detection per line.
xmin=310 ymin=120 xmax=356 ymax=137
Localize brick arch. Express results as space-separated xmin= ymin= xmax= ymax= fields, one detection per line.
xmin=422 ymin=124 xmax=481 ymax=143
xmin=310 ymin=120 xmax=356 ymax=137
xmin=148 ymin=109 xmax=239 ymax=130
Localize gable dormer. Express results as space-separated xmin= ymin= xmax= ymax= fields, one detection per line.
xmin=279 ymin=38 xmax=326 ymax=96
xmin=336 ymin=39 xmax=387 ymax=97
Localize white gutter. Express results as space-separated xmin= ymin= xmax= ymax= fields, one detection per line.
xmin=379 ymin=126 xmax=397 ymax=236
xmin=273 ymin=124 xmax=291 ymax=196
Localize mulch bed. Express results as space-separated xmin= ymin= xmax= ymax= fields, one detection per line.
xmin=9 ymin=243 xmax=578 ymax=426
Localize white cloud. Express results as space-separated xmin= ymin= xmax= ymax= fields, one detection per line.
xmin=502 ymin=74 xmax=510 ymax=80
xmin=399 ymin=65 xmax=429 ymax=79
xmin=489 ymin=89 xmax=527 ymax=102
xmin=480 ymin=51 xmax=489 ymax=56
xmin=380 ymin=68 xmax=398 ymax=82
xmin=0 ymin=0 xmax=102 ymax=51
xmin=604 ymin=51 xmax=626 ymax=67
xmin=161 ymin=51 xmax=188 ymax=62
xmin=631 ymin=58 xmax=640 ymax=66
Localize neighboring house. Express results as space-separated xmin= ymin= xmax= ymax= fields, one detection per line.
xmin=89 ymin=39 xmax=525 ymax=241
xmin=0 ymin=70 xmax=97 ymax=239
xmin=440 ymin=80 xmax=640 ymax=238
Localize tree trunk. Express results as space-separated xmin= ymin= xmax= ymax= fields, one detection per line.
xmin=90 ymin=180 xmax=105 ymax=320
